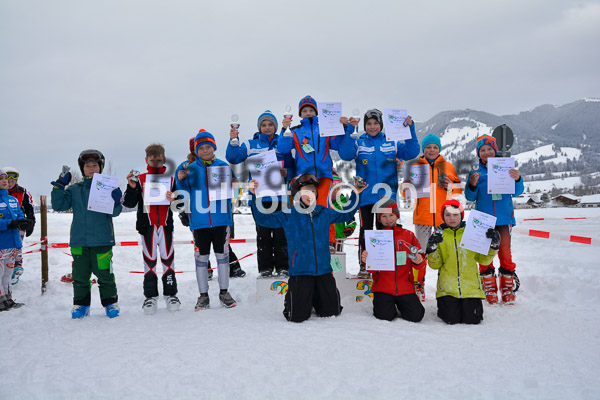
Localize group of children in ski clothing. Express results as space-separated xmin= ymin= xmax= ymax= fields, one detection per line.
xmin=2 ymin=95 xmax=524 ymax=324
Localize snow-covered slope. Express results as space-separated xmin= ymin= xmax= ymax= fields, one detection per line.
xmin=513 ymin=144 xmax=582 ymax=166
xmin=2 ymin=210 xmax=600 ymax=400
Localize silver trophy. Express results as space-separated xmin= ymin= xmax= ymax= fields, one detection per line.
xmin=407 ymin=245 xmax=419 ymax=261
xmin=354 ymin=176 xmax=367 ymax=189
xmin=60 ymin=165 xmax=70 ymax=178
xmin=182 ymin=161 xmax=190 ymax=170
xmin=283 ymin=104 xmax=293 ymax=137
xmin=434 ymin=226 xmax=444 ymax=236
xmin=472 ymin=163 xmax=480 ymax=172
xmin=403 ymin=115 xmax=412 ymax=127
xmin=131 ymin=170 xmax=140 ymax=183
xmin=351 ymin=108 xmax=361 ymax=139
xmin=230 ymin=114 xmax=240 ymax=146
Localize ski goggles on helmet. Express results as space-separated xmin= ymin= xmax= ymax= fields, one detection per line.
xmin=79 ymin=150 xmax=103 ymax=163
xmin=6 ymin=172 xmax=19 ymax=180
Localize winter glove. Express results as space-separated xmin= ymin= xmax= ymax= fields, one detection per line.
xmin=7 ymin=220 xmax=19 ymax=230
xmin=486 ymin=228 xmax=501 ymax=250
xmin=8 ymin=219 xmax=32 ymax=231
xmin=178 ymin=212 xmax=190 ymax=227
xmin=25 ymin=220 xmax=35 ymax=237
xmin=426 ymin=232 xmax=444 ymax=255
xmin=343 ymin=225 xmax=355 ymax=237
xmin=51 ymin=171 xmax=72 ymax=189
xmin=111 ymin=188 xmax=123 ymax=205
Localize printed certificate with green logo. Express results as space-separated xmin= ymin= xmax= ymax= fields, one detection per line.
xmin=87 ymin=173 xmax=119 ymax=214
xmin=364 ymin=230 xmax=395 ymax=271
xmin=487 ymin=157 xmax=515 ymax=194
xmin=317 ymin=102 xmax=344 ymax=137
xmin=460 ymin=210 xmax=497 ymax=255
xmin=383 ymin=108 xmax=411 ymax=141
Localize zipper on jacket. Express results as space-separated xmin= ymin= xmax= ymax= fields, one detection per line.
xmin=310 ymin=118 xmax=319 ymax=177
xmin=203 ymin=166 xmax=213 ymax=226
xmin=309 ymin=212 xmax=319 ymax=276
xmin=453 ymin=230 xmax=462 ymax=298
xmin=394 ymin=235 xmax=399 ymax=295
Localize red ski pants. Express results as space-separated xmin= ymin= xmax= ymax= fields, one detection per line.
xmin=478 ymin=225 xmax=516 ymax=273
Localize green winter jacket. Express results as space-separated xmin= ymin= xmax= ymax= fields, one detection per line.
xmin=427 ymin=223 xmax=497 ymax=299
xmin=51 ymin=177 xmax=122 ymax=247
xmin=332 ymin=194 xmax=357 ymax=239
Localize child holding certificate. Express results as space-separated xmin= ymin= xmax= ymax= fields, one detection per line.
xmin=250 ymin=173 xmax=365 ymax=323
xmin=123 ymin=143 xmax=180 ymax=314
xmin=51 ymin=150 xmax=122 ymax=319
xmin=426 ymin=200 xmax=500 ymax=325
xmin=360 ymin=199 xmax=426 ymax=323
xmin=401 ymin=134 xmax=462 ymax=302
xmin=464 ymin=135 xmax=524 ymax=305
xmin=226 ymin=110 xmax=294 ymax=277
xmin=278 ymin=95 xmax=353 ymax=208
xmin=337 ymin=108 xmax=420 ymax=279
xmin=176 ymin=130 xmax=237 ymax=310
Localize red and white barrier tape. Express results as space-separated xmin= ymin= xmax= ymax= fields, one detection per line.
xmin=519 ymin=216 xmax=600 ymax=222
xmin=512 ymin=228 xmax=599 ymax=246
xmin=48 ymin=238 xmax=257 ymax=249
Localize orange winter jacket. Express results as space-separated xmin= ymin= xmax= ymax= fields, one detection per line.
xmin=405 ymin=155 xmax=461 ymax=227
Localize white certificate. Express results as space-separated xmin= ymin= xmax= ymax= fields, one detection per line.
xmin=487 ymin=157 xmax=515 ymax=194
xmin=383 ymin=108 xmax=411 ymax=141
xmin=364 ymin=230 xmax=395 ymax=271
xmin=87 ymin=173 xmax=120 ymax=215
xmin=317 ymin=102 xmax=344 ymax=137
xmin=460 ymin=210 xmax=497 ymax=255
xmin=207 ymin=166 xmax=233 ymax=201
xmin=246 ymin=150 xmax=286 ymax=198
xmin=405 ymin=164 xmax=431 ymax=199
xmin=143 ymin=175 xmax=172 ymax=206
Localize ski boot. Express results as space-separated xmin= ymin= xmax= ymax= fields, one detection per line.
xmin=499 ymin=267 xmax=516 ymax=305
xmin=72 ymin=305 xmax=90 ymax=319
xmin=165 ymin=296 xmax=181 ymax=312
xmin=142 ymin=297 xmax=158 ymax=315
xmin=480 ymin=267 xmax=499 ymax=305
xmin=414 ymin=282 xmax=426 ymax=302
xmin=105 ymin=304 xmax=120 ymax=318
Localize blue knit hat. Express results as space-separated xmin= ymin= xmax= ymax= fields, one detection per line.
xmin=194 ymin=129 xmax=217 ymax=152
xmin=476 ymin=135 xmax=498 ymax=156
xmin=298 ymin=95 xmax=318 ymax=116
xmin=257 ymin=110 xmax=278 ymax=133
xmin=421 ymin=134 xmax=442 ymax=152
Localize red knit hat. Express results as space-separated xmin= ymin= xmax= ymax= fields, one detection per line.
xmin=441 ymin=199 xmax=464 ymax=222
xmin=377 ymin=198 xmax=400 ymax=223
xmin=189 ymin=137 xmax=195 ymax=154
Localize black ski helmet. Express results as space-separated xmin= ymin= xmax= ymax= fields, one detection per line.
xmin=290 ymin=173 xmax=319 ymax=199
xmin=363 ymin=109 xmax=383 ymax=131
xmin=78 ymin=149 xmax=105 ymax=174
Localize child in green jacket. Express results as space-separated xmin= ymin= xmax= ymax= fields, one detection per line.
xmin=51 ymin=149 xmax=123 ymax=319
xmin=426 ymin=199 xmax=500 ymax=325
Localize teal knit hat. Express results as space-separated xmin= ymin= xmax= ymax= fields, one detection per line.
xmin=421 ymin=134 xmax=442 ymax=152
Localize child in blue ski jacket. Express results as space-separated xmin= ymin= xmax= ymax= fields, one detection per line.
xmin=337 ymin=108 xmax=420 ymax=277
xmin=250 ymin=173 xmax=367 ymax=322
xmin=465 ymin=135 xmax=524 ymax=305
xmin=278 ymin=95 xmax=353 ymax=208
xmin=0 ymin=169 xmax=31 ymax=311
xmin=176 ymin=130 xmax=237 ymax=311
xmin=226 ymin=110 xmax=295 ymax=277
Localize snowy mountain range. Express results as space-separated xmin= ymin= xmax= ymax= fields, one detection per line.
xmin=415 ymin=98 xmax=600 ymax=196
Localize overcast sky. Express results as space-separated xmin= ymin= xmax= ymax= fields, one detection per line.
xmin=1 ymin=0 xmax=599 ymax=200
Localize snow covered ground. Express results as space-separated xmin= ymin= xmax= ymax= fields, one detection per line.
xmin=2 ymin=208 xmax=600 ymax=400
